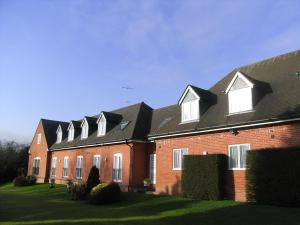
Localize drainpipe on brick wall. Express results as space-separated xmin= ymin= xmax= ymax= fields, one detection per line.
xmin=125 ymin=139 xmax=133 ymax=192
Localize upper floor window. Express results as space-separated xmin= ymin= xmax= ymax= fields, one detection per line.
xmin=228 ymin=144 xmax=250 ymax=170
xmin=97 ymin=114 xmax=106 ymax=136
xmin=173 ymin=148 xmax=188 ymax=170
xmin=179 ymin=86 xmax=200 ymax=123
xmin=37 ymin=133 xmax=41 ymax=144
xmin=226 ymin=72 xmax=254 ymax=114
xmin=68 ymin=123 xmax=74 ymax=142
xmin=56 ymin=126 xmax=62 ymax=143
xmin=81 ymin=119 xmax=89 ymax=139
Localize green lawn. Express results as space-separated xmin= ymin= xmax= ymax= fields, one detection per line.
xmin=1 ymin=184 xmax=300 ymax=225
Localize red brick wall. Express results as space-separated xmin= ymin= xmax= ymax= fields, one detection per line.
xmin=28 ymin=121 xmax=50 ymax=183
xmin=154 ymin=122 xmax=300 ymax=201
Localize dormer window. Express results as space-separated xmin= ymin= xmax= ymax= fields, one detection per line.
xmin=56 ymin=125 xmax=62 ymax=143
xmin=81 ymin=119 xmax=89 ymax=139
xmin=97 ymin=114 xmax=106 ymax=136
xmin=68 ymin=123 xmax=74 ymax=142
xmin=179 ymin=86 xmax=200 ymax=123
xmin=225 ymin=71 xmax=254 ymax=114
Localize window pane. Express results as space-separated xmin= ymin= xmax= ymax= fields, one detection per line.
xmin=190 ymin=100 xmax=198 ymax=120
xmin=239 ymin=145 xmax=249 ymax=168
xmin=173 ymin=150 xmax=180 ymax=169
xmin=229 ymin=146 xmax=239 ymax=168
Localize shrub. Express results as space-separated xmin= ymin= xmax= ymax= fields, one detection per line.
xmin=86 ymin=166 xmax=100 ymax=193
xmin=70 ymin=182 xmax=87 ymax=201
xmin=182 ymin=154 xmax=227 ymax=200
xmin=13 ymin=176 xmax=36 ymax=186
xmin=246 ymin=147 xmax=300 ymax=207
xmin=89 ymin=182 xmax=121 ymax=204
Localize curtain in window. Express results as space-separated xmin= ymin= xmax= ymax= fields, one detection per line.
xmin=229 ymin=146 xmax=239 ymax=168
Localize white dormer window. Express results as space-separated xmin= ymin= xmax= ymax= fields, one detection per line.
xmin=56 ymin=126 xmax=62 ymax=143
xmin=225 ymin=71 xmax=254 ymax=114
xmin=81 ymin=119 xmax=89 ymax=139
xmin=97 ymin=114 xmax=106 ymax=136
xmin=68 ymin=123 xmax=74 ymax=142
xmin=179 ymin=86 xmax=200 ymax=123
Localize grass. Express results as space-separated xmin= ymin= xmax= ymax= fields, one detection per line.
xmin=1 ymin=184 xmax=300 ymax=225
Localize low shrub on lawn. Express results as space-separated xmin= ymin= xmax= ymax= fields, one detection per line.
xmin=86 ymin=166 xmax=100 ymax=193
xmin=13 ymin=176 xmax=36 ymax=187
xmin=70 ymin=182 xmax=87 ymax=201
xmin=89 ymin=182 xmax=121 ymax=204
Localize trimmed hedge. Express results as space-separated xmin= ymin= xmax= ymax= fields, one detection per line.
xmin=86 ymin=166 xmax=100 ymax=193
xmin=13 ymin=176 xmax=36 ymax=187
xmin=182 ymin=154 xmax=227 ymax=200
xmin=246 ymin=147 xmax=300 ymax=207
xmin=89 ymin=182 xmax=121 ymax=204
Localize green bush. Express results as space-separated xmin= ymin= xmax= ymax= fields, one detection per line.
xmin=13 ymin=176 xmax=36 ymax=186
xmin=86 ymin=166 xmax=100 ymax=193
xmin=70 ymin=182 xmax=87 ymax=201
xmin=182 ymin=154 xmax=227 ymax=200
xmin=89 ymin=182 xmax=121 ymax=204
xmin=246 ymin=147 xmax=300 ymax=207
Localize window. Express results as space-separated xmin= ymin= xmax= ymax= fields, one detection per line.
xmin=51 ymin=157 xmax=57 ymax=177
xmin=149 ymin=154 xmax=156 ymax=184
xmin=37 ymin=133 xmax=41 ymax=144
xmin=63 ymin=156 xmax=69 ymax=177
xmin=33 ymin=157 xmax=40 ymax=175
xmin=76 ymin=156 xmax=83 ymax=179
xmin=173 ymin=149 xmax=188 ymax=170
xmin=81 ymin=120 xmax=88 ymax=139
xmin=226 ymin=72 xmax=254 ymax=114
xmin=97 ymin=115 xmax=106 ymax=136
xmin=98 ymin=122 xmax=106 ymax=136
xmin=182 ymin=100 xmax=199 ymax=122
xmin=113 ymin=153 xmax=122 ymax=182
xmin=228 ymin=88 xmax=252 ymax=114
xmin=56 ymin=126 xmax=62 ymax=143
xmin=228 ymin=144 xmax=250 ymax=170
xmin=68 ymin=124 xmax=74 ymax=142
xmin=93 ymin=155 xmax=101 ymax=171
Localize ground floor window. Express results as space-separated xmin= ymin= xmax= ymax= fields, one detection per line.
xmin=113 ymin=153 xmax=122 ymax=182
xmin=63 ymin=156 xmax=68 ymax=177
xmin=76 ymin=156 xmax=83 ymax=179
xmin=149 ymin=154 xmax=156 ymax=184
xmin=33 ymin=157 xmax=40 ymax=175
xmin=173 ymin=148 xmax=188 ymax=170
xmin=228 ymin=144 xmax=250 ymax=169
xmin=51 ymin=157 xmax=57 ymax=177
xmin=93 ymin=155 xmax=101 ymax=172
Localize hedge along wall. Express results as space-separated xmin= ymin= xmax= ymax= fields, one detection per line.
xmin=246 ymin=147 xmax=300 ymax=207
xmin=182 ymin=154 xmax=227 ymax=200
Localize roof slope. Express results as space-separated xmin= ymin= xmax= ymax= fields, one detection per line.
xmin=40 ymin=119 xmax=65 ymax=148
xmin=49 ymin=102 xmax=153 ymax=150
xmin=149 ymin=49 xmax=300 ymax=137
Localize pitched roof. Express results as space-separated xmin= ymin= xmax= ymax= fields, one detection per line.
xmin=49 ymin=102 xmax=153 ymax=150
xmin=149 ymin=49 xmax=300 ymax=137
xmin=40 ymin=119 xmax=65 ymax=148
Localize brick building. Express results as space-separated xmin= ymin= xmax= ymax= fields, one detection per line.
xmin=28 ymin=50 xmax=300 ymax=201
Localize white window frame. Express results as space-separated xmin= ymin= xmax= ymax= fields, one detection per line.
xmin=228 ymin=87 xmax=253 ymax=114
xmin=173 ymin=148 xmax=188 ymax=170
xmin=37 ymin=133 xmax=41 ymax=144
xmin=76 ymin=156 xmax=83 ymax=179
xmin=181 ymin=100 xmax=200 ymax=123
xmin=93 ymin=155 xmax=101 ymax=171
xmin=51 ymin=157 xmax=57 ymax=177
xmin=113 ymin=153 xmax=122 ymax=182
xmin=68 ymin=123 xmax=74 ymax=142
xmin=149 ymin=154 xmax=156 ymax=184
xmin=81 ymin=119 xmax=89 ymax=139
xmin=63 ymin=156 xmax=69 ymax=177
xmin=56 ymin=126 xmax=62 ymax=143
xmin=33 ymin=157 xmax=41 ymax=175
xmin=228 ymin=144 xmax=250 ymax=170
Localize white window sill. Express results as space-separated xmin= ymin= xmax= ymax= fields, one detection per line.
xmin=179 ymin=119 xmax=200 ymax=125
xmin=228 ymin=168 xmax=247 ymax=171
xmin=113 ymin=180 xmax=122 ymax=183
xmin=227 ymin=110 xmax=255 ymax=116
xmin=172 ymin=168 xmax=182 ymax=171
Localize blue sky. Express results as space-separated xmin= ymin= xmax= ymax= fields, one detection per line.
xmin=1 ymin=0 xmax=300 ymax=142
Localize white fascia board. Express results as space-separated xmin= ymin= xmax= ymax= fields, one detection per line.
xmin=178 ymin=85 xmax=200 ymax=105
xmin=225 ymin=71 xmax=254 ymax=94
